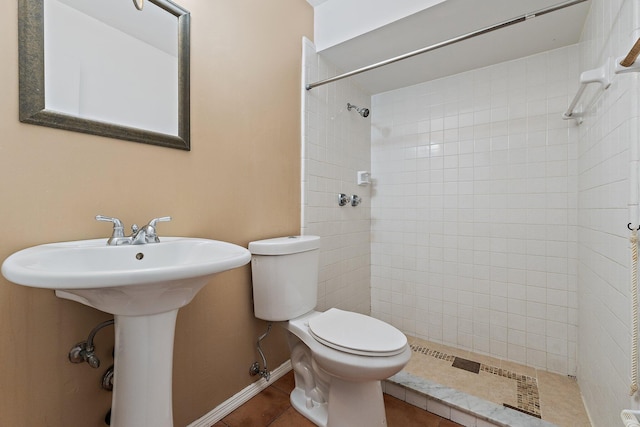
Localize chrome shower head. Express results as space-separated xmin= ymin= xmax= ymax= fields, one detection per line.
xmin=347 ymin=103 xmax=370 ymax=118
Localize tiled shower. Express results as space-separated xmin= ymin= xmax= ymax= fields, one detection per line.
xmin=370 ymin=46 xmax=579 ymax=376
xmin=302 ymin=0 xmax=640 ymax=425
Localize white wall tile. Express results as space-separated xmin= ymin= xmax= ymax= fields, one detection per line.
xmin=426 ymin=399 xmax=451 ymax=419
xmin=405 ymin=389 xmax=428 ymax=410
xmin=371 ymin=46 xmax=579 ymax=375
xmin=575 ymin=1 xmax=640 ymax=425
xmin=451 ymin=408 xmax=477 ymax=427
xmin=383 ymin=382 xmax=406 ymax=401
xmin=302 ymin=38 xmax=372 ymax=315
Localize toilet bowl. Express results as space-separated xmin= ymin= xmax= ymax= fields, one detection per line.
xmin=286 ymin=310 xmax=411 ymax=426
xmin=289 ymin=309 xmax=410 ymax=380
xmin=249 ymin=236 xmax=411 ymax=427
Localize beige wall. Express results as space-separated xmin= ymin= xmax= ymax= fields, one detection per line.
xmin=0 ymin=1 xmax=312 ymax=425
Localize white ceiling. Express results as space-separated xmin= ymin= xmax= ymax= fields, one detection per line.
xmin=306 ymin=0 xmax=591 ymax=94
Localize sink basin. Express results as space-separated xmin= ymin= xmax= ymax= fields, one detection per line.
xmin=2 ymin=236 xmax=251 ymax=427
xmin=1 ymin=237 xmax=251 ymax=315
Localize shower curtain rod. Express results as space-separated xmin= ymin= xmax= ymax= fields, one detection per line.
xmin=305 ymin=0 xmax=589 ymax=91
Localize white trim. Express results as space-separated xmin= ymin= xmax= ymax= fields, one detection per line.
xmin=187 ymin=360 xmax=292 ymax=427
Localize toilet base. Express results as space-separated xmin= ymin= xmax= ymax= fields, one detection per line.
xmin=291 ymin=388 xmax=328 ymax=426
xmin=291 ymin=378 xmax=387 ymax=427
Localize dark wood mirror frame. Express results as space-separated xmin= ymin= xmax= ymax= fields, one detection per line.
xmin=18 ymin=0 xmax=191 ymax=150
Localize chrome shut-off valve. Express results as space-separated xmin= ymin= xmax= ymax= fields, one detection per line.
xmin=351 ymin=194 xmax=361 ymax=206
xmin=68 ymin=319 xmax=114 ymax=368
xmin=69 ymin=341 xmax=101 ymax=368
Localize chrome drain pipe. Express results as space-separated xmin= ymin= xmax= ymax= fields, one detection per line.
xmin=102 ymin=365 xmax=114 ymax=391
xmin=250 ymin=323 xmax=272 ymax=381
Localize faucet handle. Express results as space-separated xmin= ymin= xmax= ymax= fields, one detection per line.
xmin=147 ymin=216 xmax=172 ymax=227
xmin=95 ymin=215 xmax=125 ymax=237
xmin=142 ymin=216 xmax=171 ymax=243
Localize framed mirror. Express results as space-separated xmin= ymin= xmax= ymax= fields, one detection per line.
xmin=19 ymin=0 xmax=190 ymax=150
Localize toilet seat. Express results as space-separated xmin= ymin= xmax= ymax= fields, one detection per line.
xmin=308 ymin=308 xmax=407 ymax=356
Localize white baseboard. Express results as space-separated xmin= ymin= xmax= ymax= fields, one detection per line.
xmin=187 ymin=360 xmax=292 ymax=427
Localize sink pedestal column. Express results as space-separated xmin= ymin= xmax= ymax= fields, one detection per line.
xmin=111 ymin=309 xmax=178 ymax=427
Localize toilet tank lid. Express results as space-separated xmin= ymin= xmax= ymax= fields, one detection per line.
xmin=248 ymin=235 xmax=320 ymax=255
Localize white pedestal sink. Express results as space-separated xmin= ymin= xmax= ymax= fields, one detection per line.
xmin=1 ymin=237 xmax=251 ymax=427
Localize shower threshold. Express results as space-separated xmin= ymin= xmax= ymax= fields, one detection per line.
xmin=384 ymin=372 xmax=556 ymax=427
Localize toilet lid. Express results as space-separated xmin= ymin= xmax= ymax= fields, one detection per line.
xmin=308 ymin=308 xmax=407 ymax=356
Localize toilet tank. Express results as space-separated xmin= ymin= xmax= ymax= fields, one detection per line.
xmin=248 ymin=235 xmax=320 ymax=321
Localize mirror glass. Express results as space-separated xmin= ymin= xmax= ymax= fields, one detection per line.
xmin=19 ymin=0 xmax=190 ymax=150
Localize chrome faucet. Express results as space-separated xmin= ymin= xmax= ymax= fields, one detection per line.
xmin=130 ymin=217 xmax=172 ymax=244
xmin=96 ymin=215 xmax=171 ymax=246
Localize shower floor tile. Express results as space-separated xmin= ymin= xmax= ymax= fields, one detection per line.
xmin=399 ymin=336 xmax=591 ymax=427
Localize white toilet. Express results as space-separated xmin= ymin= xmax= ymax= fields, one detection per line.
xmin=249 ymin=235 xmax=411 ymax=427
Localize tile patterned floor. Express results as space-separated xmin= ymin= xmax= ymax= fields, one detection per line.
xmin=403 ymin=336 xmax=592 ymax=427
xmin=213 ymin=370 xmax=463 ymax=427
